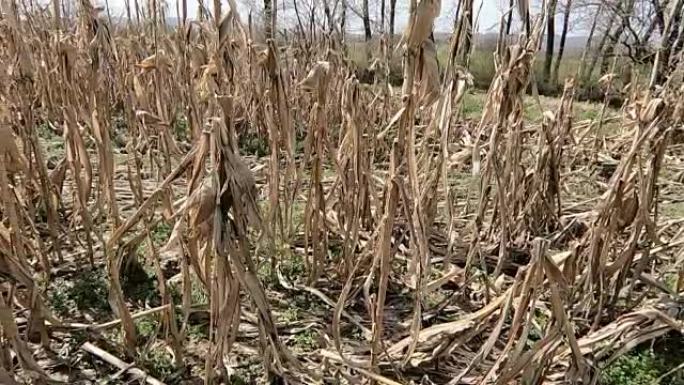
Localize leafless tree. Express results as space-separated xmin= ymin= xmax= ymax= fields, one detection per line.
xmin=577 ymin=2 xmax=603 ymax=84
xmin=564 ymin=0 xmax=684 ymax=86
xmin=543 ymin=0 xmax=558 ymax=85
xmin=650 ymin=0 xmax=684 ymax=86
xmin=584 ymin=8 xmax=618 ymax=82
xmin=264 ymin=0 xmax=273 ymax=38
xmin=389 ymin=0 xmax=397 ymax=39
xmin=292 ymin=0 xmax=307 ymax=38
xmin=362 ymin=0 xmax=371 ymax=41
xmin=552 ymin=0 xmax=573 ymax=84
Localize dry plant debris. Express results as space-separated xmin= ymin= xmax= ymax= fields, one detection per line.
xmin=0 ymin=0 xmax=682 ymax=384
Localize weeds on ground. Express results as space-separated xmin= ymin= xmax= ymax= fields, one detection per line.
xmin=601 ymin=351 xmax=664 ymax=385
xmin=150 ymin=222 xmax=173 ymax=246
xmin=173 ymin=115 xmax=189 ymax=142
xmin=291 ymin=328 xmax=318 ymax=351
xmin=36 ymin=122 xmax=65 ymax=163
xmin=239 ymin=131 xmax=269 ymax=157
xmin=169 ymin=274 xmax=208 ymax=306
xmin=48 ymin=269 xmax=110 ymax=319
xmin=121 ymin=264 xmax=160 ymax=306
xmin=187 ymin=324 xmax=208 ymax=341
xmin=601 ymin=342 xmax=684 ymax=385
xmin=136 ymin=316 xmax=159 ymax=339
xmin=137 ymin=345 xmax=178 ymax=383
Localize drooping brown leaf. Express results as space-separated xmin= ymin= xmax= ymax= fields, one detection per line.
xmin=0 ymin=124 xmax=27 ymax=174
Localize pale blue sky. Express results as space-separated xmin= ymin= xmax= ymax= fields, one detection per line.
xmin=100 ymin=0 xmax=507 ymax=33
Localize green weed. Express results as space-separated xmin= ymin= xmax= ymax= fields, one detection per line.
xmin=168 ymin=274 xmax=208 ymax=306
xmin=136 ymin=316 xmax=159 ymax=339
xmin=137 ymin=346 xmax=178 ymax=383
xmin=173 ymin=115 xmax=189 ymax=142
xmin=601 ymin=350 xmax=664 ymax=385
xmin=48 ymin=269 xmax=110 ymax=319
xmin=460 ymin=92 xmax=486 ymax=120
xmin=280 ymin=253 xmax=305 ymax=282
xmin=292 ymin=328 xmax=318 ymax=351
xmin=48 ymin=283 xmax=69 ymax=316
xmin=281 ymin=307 xmax=299 ymax=323
xmin=191 ymin=279 xmax=209 ymax=305
xmin=45 ymin=140 xmax=65 ymax=159
xmin=135 ymin=222 xmax=172 ymax=257
xmin=121 ymin=265 xmax=160 ymax=306
xmin=239 ymin=132 xmax=269 ymax=157
xmin=601 ymin=344 xmax=684 ymax=385
xmin=186 ymin=323 xmax=208 ymax=341
xmin=664 ymin=273 xmax=679 ymax=293
xmin=151 ymin=222 xmax=172 ymax=246
xmin=36 ymin=122 xmax=58 ymax=140
xmin=424 ymin=291 xmax=446 ymax=308
xmin=228 ymin=374 xmax=249 ymax=385
xmin=36 ymin=122 xmax=65 ymax=162
xmin=227 ymin=361 xmax=263 ymax=385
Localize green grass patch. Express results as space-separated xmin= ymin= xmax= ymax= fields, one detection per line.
xmin=168 ymin=273 xmax=208 ymax=306
xmin=151 ymin=222 xmax=173 ymax=246
xmin=121 ymin=261 xmax=160 ymax=306
xmin=662 ymin=202 xmax=684 ymax=220
xmin=186 ymin=323 xmax=208 ymax=341
xmin=468 ymin=49 xmax=497 ymax=89
xmin=36 ymin=122 xmax=65 ymax=164
xmin=137 ymin=346 xmax=179 ymax=383
xmin=136 ymin=315 xmax=159 ymax=339
xmin=173 ymin=114 xmax=189 ymax=142
xmin=601 ymin=350 xmax=663 ymax=385
xmin=291 ymin=328 xmax=318 ymax=351
xmin=238 ymin=131 xmax=269 ymax=157
xmin=458 ymin=88 xmax=605 ymax=125
xmin=48 ymin=268 xmax=110 ymax=319
xmin=460 ymin=92 xmax=486 ymax=120
xmin=601 ymin=337 xmax=684 ymax=385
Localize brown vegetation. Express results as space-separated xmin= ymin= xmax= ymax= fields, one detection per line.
xmin=0 ymin=0 xmax=683 ymax=384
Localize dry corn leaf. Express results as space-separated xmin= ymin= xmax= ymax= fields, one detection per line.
xmin=598 ymin=73 xmax=616 ymax=85
xmin=0 ymin=298 xmax=48 ymax=380
xmin=0 ymin=366 xmax=19 ymax=385
xmin=299 ymin=61 xmax=331 ymax=92
xmin=387 ymin=288 xmax=510 ymax=357
xmin=136 ymin=51 xmax=168 ymax=71
xmin=406 ymin=0 xmax=442 ymax=50
xmin=187 ymin=177 xmax=217 ymax=231
xmin=218 ymin=11 xmax=233 ymax=48
xmin=0 ymin=124 xmax=26 ymax=174
xmin=417 ymin=39 xmax=440 ymax=107
xmin=639 ymin=98 xmax=666 ymax=123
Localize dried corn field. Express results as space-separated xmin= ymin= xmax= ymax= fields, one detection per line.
xmin=0 ymin=0 xmax=684 ymax=384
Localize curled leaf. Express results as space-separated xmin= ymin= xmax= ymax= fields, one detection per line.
xmin=299 ymin=61 xmax=332 ymax=92
xmin=639 ymin=98 xmax=666 ymax=123
xmin=406 ymin=0 xmax=442 ymax=49
xmin=0 ymin=124 xmax=27 ymax=174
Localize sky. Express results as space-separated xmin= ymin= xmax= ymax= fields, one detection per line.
xmin=100 ymin=0 xmax=508 ymax=34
